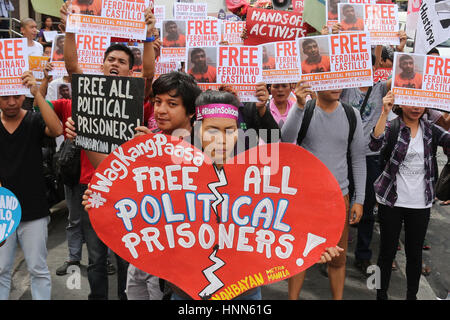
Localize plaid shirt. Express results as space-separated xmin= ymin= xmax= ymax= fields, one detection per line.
xmin=369 ymin=118 xmax=450 ymax=207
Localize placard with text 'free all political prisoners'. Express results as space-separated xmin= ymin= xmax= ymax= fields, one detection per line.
xmin=298 ymin=33 xmax=373 ymax=91
xmin=72 ymin=74 xmax=144 ymax=154
xmin=392 ymin=52 xmax=450 ymax=111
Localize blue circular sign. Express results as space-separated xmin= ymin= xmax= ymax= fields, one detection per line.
xmin=0 ymin=187 xmax=22 ymax=243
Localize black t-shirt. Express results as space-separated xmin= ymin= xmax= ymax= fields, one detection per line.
xmin=0 ymin=111 xmax=50 ymax=221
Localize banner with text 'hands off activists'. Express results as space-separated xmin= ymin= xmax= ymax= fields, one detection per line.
xmin=244 ymin=7 xmax=308 ymax=46
xmin=72 ymin=74 xmax=144 ymax=154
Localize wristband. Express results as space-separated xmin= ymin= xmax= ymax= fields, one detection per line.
xmin=144 ymin=36 xmax=156 ymax=43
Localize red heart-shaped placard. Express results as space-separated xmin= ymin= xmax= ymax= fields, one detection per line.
xmin=88 ymin=133 xmax=345 ymax=300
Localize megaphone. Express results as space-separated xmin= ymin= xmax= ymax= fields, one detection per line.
xmin=272 ymin=0 xmax=292 ymax=10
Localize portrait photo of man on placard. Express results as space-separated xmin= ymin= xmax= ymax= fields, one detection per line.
xmin=299 ymin=37 xmax=331 ymax=74
xmin=394 ymin=54 xmax=424 ymax=89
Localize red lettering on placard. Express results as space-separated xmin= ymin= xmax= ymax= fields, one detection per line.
xmin=366 ymin=4 xmax=395 ymax=19
xmin=330 ymin=34 xmax=367 ymax=54
xmin=224 ymin=22 xmax=243 ymax=34
xmin=0 ymin=39 xmax=24 ymax=59
xmin=77 ymin=35 xmax=108 ymax=51
xmin=188 ymin=20 xmax=217 ymax=35
xmin=220 ymin=47 xmax=258 ymax=67
xmin=426 ymin=56 xmax=450 ymax=76
xmin=276 ymin=42 xmax=297 ymax=57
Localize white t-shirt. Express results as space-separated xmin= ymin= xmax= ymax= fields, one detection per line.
xmin=394 ymin=125 xmax=431 ymax=209
xmin=25 ymin=41 xmax=43 ymax=98
xmin=27 ymin=40 xmax=43 ymax=58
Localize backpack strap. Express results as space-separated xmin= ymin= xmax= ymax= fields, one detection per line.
xmin=297 ymin=100 xmax=357 ymax=148
xmin=296 ymin=99 xmax=316 ymax=146
xmin=359 ymin=86 xmax=373 ymax=117
xmin=341 ymin=102 xmax=357 ymax=198
xmin=341 ymin=102 xmax=357 ymax=149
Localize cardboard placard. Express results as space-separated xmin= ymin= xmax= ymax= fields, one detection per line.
xmin=43 ymin=30 xmax=58 ymax=42
xmin=173 ymin=2 xmax=208 ymax=20
xmin=186 ymin=19 xmax=222 ymax=47
xmin=260 ymin=41 xmax=302 ymax=84
xmin=392 ymin=52 xmax=450 ymax=111
xmin=130 ymin=44 xmax=144 ymax=77
xmin=0 ymin=38 xmax=30 ymax=96
xmin=50 ymin=34 xmax=111 ymax=77
xmin=218 ymin=45 xmax=262 ymax=102
xmin=72 ymin=74 xmax=145 ymax=154
xmin=292 ymin=0 xmax=304 ymax=13
xmin=244 ymin=7 xmax=307 ymax=46
xmin=87 ymin=134 xmax=346 ymax=300
xmin=154 ymin=5 xmax=165 ymax=28
xmin=298 ymin=33 xmax=373 ymax=91
xmin=29 ymin=56 xmax=50 ymax=81
xmin=66 ymin=0 xmax=152 ymax=41
xmin=221 ymin=21 xmax=245 ymax=46
xmin=161 ymin=20 xmax=187 ymax=63
xmin=338 ymin=3 xmax=399 ymax=45
xmin=326 ymin=0 xmax=376 ymax=28
xmin=154 ymin=57 xmax=179 ymax=81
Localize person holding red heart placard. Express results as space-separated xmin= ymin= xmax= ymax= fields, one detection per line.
xmin=80 ymin=88 xmax=345 ymax=300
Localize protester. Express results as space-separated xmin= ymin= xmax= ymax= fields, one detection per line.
xmin=53 ymin=0 xmax=157 ymax=300
xmin=282 ymin=81 xmax=367 ymax=300
xmin=217 ymin=83 xmax=280 ymax=143
xmin=267 ymin=83 xmax=294 ymax=128
xmin=43 ymin=42 xmax=52 ymax=57
xmin=37 ymin=16 xmax=55 ymax=45
xmin=20 ymin=18 xmax=44 ymax=110
xmin=370 ymin=91 xmax=450 ymax=300
xmin=0 ymin=72 xmax=63 ymax=300
xmin=76 ymin=71 xmax=201 ymax=300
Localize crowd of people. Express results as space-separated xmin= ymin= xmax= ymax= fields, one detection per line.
xmin=0 ymin=0 xmax=449 ymax=302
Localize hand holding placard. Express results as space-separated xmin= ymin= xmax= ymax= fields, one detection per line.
xmin=382 ymin=91 xmax=394 ymax=115
xmin=294 ymin=80 xmax=315 ymax=109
